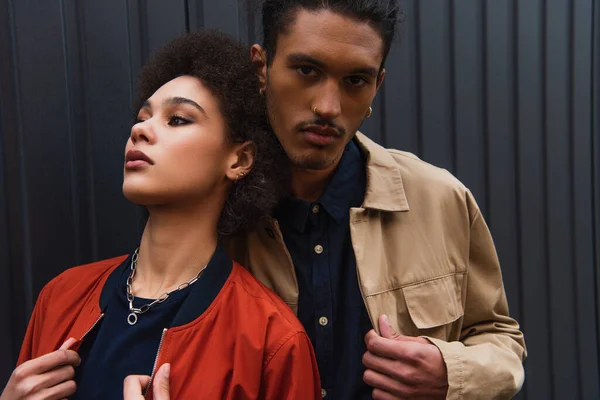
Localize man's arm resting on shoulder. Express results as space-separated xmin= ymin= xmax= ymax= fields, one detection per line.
xmin=426 ymin=191 xmax=526 ymax=399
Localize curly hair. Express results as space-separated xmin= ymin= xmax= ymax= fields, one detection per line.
xmin=135 ymin=30 xmax=289 ymax=236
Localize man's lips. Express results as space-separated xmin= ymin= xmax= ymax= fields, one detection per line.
xmin=301 ymin=125 xmax=341 ymax=146
xmin=125 ymin=149 xmax=154 ymax=169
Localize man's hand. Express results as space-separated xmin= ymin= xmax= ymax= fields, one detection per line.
xmin=362 ymin=315 xmax=449 ymax=400
xmin=123 ymin=363 xmax=170 ymax=400
xmin=0 ymin=338 xmax=80 ymax=400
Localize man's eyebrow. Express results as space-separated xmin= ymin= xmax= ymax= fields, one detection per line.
xmin=349 ymin=66 xmax=379 ymax=78
xmin=287 ymin=53 xmax=326 ymax=69
xmin=164 ymin=97 xmax=207 ymax=116
xmin=287 ymin=52 xmax=378 ymax=78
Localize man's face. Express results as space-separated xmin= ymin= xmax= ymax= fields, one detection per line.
xmin=255 ymin=9 xmax=385 ymax=171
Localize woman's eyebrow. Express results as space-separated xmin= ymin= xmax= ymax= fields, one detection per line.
xmin=164 ymin=96 xmax=207 ymax=117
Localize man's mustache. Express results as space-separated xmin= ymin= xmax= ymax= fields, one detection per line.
xmin=295 ymin=119 xmax=345 ymax=137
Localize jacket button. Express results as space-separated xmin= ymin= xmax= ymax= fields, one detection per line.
xmin=321 ymin=388 xmax=327 ymax=398
xmin=319 ymin=316 xmax=328 ymax=326
xmin=314 ymin=244 xmax=323 ymax=254
xmin=312 ymin=204 xmax=320 ymax=214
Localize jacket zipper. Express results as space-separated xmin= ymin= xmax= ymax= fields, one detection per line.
xmin=145 ymin=328 xmax=168 ymax=399
xmin=79 ymin=313 xmax=104 ymax=341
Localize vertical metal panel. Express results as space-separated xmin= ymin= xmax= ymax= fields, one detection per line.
xmin=484 ymin=0 xmax=522 ymax=324
xmin=571 ymin=1 xmax=600 ymax=398
xmin=452 ymin=0 xmax=486 ymax=205
xmin=545 ymin=0 xmax=581 ymax=397
xmin=78 ymin=0 xmax=141 ymax=260
xmin=381 ymin=0 xmax=419 ymax=154
xmin=10 ymin=0 xmax=76 ymax=314
xmin=515 ymin=1 xmax=552 ymax=399
xmin=0 ymin=98 xmax=13 ymax=386
xmin=415 ymin=0 xmax=453 ymax=171
xmin=593 ymin=0 xmax=600 ymax=396
xmin=190 ymin=0 xmax=249 ymax=41
xmin=0 ymin=0 xmax=25 ymax=384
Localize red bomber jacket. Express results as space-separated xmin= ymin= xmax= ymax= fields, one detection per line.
xmin=17 ymin=244 xmax=321 ymax=399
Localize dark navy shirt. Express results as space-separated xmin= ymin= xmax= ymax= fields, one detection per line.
xmin=274 ymin=140 xmax=373 ymax=399
xmin=72 ymin=258 xmax=193 ymax=400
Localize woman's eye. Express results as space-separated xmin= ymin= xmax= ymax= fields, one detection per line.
xmin=168 ymin=116 xmax=190 ymax=126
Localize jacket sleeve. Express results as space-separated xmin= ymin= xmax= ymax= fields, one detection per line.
xmin=426 ymin=191 xmax=527 ymax=400
xmin=260 ymin=332 xmax=322 ymax=400
xmin=17 ymin=283 xmax=52 ymax=366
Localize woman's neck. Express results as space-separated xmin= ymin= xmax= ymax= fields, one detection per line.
xmin=131 ymin=203 xmax=219 ymax=299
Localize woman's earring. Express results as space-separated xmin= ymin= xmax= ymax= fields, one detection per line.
xmin=259 ymin=87 xmax=265 ymax=96
xmin=235 ymin=171 xmax=247 ymax=181
xmin=365 ymin=106 xmax=373 ymax=119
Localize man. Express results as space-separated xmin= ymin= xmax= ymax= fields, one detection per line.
xmin=129 ymin=1 xmax=526 ymax=399
xmin=232 ymin=1 xmax=526 ymax=399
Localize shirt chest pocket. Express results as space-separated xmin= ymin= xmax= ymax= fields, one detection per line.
xmin=396 ymin=274 xmax=465 ymax=340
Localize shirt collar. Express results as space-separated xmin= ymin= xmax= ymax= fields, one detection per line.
xmin=275 ymin=140 xmax=365 ymax=230
xmin=318 ymin=139 xmax=364 ymax=224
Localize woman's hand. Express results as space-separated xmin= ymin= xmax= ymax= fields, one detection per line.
xmin=1 ymin=338 xmax=80 ymax=400
xmin=123 ymin=363 xmax=170 ymax=400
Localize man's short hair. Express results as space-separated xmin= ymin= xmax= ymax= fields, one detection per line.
xmin=260 ymin=0 xmax=402 ymax=71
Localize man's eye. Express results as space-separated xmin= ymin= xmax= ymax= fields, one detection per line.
xmin=168 ymin=116 xmax=190 ymax=126
xmin=297 ymin=66 xmax=317 ymax=76
xmin=346 ymin=76 xmax=367 ymax=86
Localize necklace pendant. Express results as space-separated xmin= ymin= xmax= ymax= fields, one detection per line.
xmin=127 ymin=312 xmax=138 ymax=325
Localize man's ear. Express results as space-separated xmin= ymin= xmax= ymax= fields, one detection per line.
xmin=376 ymin=68 xmax=386 ymax=92
xmin=225 ymin=141 xmax=256 ymax=182
xmin=251 ymin=45 xmax=268 ymax=93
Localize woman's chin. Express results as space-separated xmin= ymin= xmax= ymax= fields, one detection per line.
xmin=122 ymin=185 xmax=162 ymax=206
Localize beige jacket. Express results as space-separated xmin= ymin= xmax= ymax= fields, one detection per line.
xmin=225 ymin=133 xmax=526 ymax=399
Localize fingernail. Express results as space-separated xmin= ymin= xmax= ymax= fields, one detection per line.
xmin=382 ymin=314 xmax=391 ymax=326
xmin=164 ymin=363 xmax=170 ymax=379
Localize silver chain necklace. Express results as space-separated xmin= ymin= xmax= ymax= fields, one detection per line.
xmin=126 ymin=248 xmax=208 ymax=325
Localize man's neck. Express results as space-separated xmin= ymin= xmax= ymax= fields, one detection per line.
xmin=132 ymin=202 xmax=220 ymax=299
xmin=290 ymin=160 xmax=339 ymax=202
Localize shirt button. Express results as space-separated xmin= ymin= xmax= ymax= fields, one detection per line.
xmin=319 ymin=316 xmax=328 ymax=326
xmin=321 ymin=388 xmax=327 ymax=398
xmin=314 ymin=244 xmax=324 ymax=254
xmin=312 ymin=204 xmax=320 ymax=213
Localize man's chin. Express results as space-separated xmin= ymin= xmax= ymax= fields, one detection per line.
xmin=289 ymin=153 xmax=338 ymax=171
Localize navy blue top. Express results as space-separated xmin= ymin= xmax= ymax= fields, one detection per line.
xmin=72 ymin=257 xmax=193 ymax=400
xmin=274 ymin=140 xmax=374 ymax=399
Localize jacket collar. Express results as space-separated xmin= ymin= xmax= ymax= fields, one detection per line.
xmin=354 ymin=132 xmax=410 ymax=212
xmin=100 ymin=242 xmax=233 ymax=327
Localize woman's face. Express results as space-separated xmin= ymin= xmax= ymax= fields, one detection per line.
xmin=123 ymin=75 xmax=244 ymax=207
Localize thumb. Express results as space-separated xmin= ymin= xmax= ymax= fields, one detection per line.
xmin=379 ymin=314 xmax=430 ymax=344
xmin=153 ymin=363 xmax=171 ymax=400
xmin=378 ymin=314 xmax=401 ymax=340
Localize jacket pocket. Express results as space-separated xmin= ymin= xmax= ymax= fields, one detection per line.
xmin=402 ymin=274 xmax=464 ymax=332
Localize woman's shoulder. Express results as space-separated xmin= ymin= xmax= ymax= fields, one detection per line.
xmin=227 ymin=263 xmax=305 ymax=334
xmin=40 ymin=254 xmax=128 ymax=302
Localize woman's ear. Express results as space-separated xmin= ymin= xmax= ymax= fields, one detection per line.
xmin=226 ymin=141 xmax=256 ymax=182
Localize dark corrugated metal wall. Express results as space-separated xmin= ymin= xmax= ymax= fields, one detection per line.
xmin=0 ymin=0 xmax=598 ymax=398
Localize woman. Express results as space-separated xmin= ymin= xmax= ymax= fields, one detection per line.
xmin=2 ymin=31 xmax=320 ymax=400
